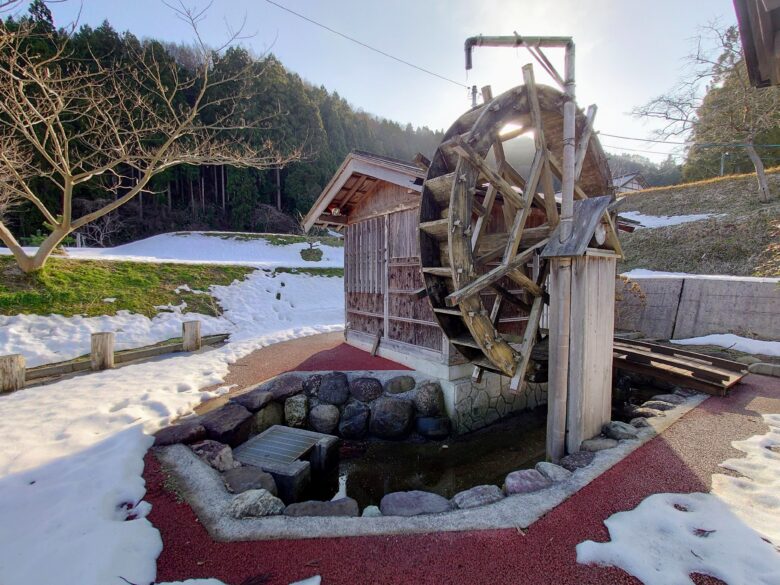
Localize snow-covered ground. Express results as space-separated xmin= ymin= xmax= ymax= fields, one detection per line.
xmin=620 ymin=211 xmax=724 ymax=229
xmin=671 ymin=333 xmax=780 ymax=357
xmin=576 ymin=414 xmax=780 ymax=584
xmin=0 ymin=232 xmax=344 ymax=584
xmin=0 ymin=231 xmax=344 ymax=268
xmin=621 ymin=268 xmax=780 ymax=283
xmin=0 ymin=276 xmax=343 ymax=585
xmin=0 ymin=268 xmax=344 ymax=367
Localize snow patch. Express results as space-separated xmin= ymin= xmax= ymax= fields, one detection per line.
xmin=0 ymin=231 xmax=343 ymax=268
xmin=671 ymin=334 xmax=780 ymax=356
xmin=577 ymin=414 xmax=780 ymax=584
xmin=620 ymin=211 xmax=723 ymax=229
xmin=620 ymin=269 xmax=779 ymax=283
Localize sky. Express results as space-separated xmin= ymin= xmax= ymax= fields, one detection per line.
xmin=39 ymin=0 xmax=738 ymax=163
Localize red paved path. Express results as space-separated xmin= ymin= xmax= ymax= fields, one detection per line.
xmin=147 ymin=341 xmax=779 ymax=585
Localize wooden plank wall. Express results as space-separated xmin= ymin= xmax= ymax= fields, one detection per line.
xmin=566 ymin=254 xmax=616 ymax=452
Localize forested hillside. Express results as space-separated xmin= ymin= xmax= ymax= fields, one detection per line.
xmin=4 ymin=9 xmax=443 ymax=245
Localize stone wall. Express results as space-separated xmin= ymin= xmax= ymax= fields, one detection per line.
xmin=616 ymin=275 xmax=779 ymax=341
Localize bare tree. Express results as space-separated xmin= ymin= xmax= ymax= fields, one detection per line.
xmin=0 ymin=4 xmax=299 ymax=272
xmin=634 ymin=23 xmax=780 ymax=202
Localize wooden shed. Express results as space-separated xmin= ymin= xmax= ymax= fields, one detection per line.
xmin=303 ymin=150 xmax=546 ymax=379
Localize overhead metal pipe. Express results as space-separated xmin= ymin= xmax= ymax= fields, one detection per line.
xmin=464 ymin=35 xmax=572 ymax=70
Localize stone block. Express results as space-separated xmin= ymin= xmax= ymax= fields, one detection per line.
xmin=559 ymin=451 xmax=595 ymax=471
xmin=452 ymin=485 xmax=504 ymax=509
xmin=222 ymin=466 xmax=277 ymax=495
xmin=339 ymin=401 xmax=370 ymax=439
xmin=191 ymin=440 xmax=240 ymax=471
xmin=412 ymin=381 xmax=445 ymax=416
xmin=379 ymin=490 xmax=451 ymax=516
xmin=311 ymin=435 xmax=339 ymax=474
xmin=154 ymin=419 xmax=206 ymax=446
xmin=369 ymin=397 xmax=413 ymax=439
xmin=384 ymin=375 xmax=416 ymax=394
xmin=349 ymin=377 xmax=383 ymax=402
xmin=309 ymin=404 xmax=340 ymax=434
xmin=748 ymin=362 xmax=780 ymax=377
xmin=318 ymin=372 xmax=350 ymax=405
xmin=503 ymin=469 xmax=552 ymax=495
xmin=269 ymin=373 xmax=305 ymax=400
xmin=230 ymin=387 xmax=273 ymax=412
xmin=603 ymin=421 xmax=639 ymax=440
xmin=200 ymin=403 xmax=253 ymax=447
xmin=283 ymin=497 xmax=359 ymax=517
xmin=581 ymin=437 xmax=618 ymax=452
xmin=258 ymin=459 xmax=311 ymax=505
xmin=227 ymin=489 xmax=284 ymax=518
xmin=284 ymin=394 xmax=309 ymax=428
xmin=535 ymin=461 xmax=572 ymax=482
xmin=253 ymin=402 xmax=283 ymax=435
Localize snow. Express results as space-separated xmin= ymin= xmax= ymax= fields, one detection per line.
xmin=0 ymin=231 xmax=344 ymax=268
xmin=671 ymin=334 xmax=780 ymax=357
xmin=620 ymin=269 xmax=780 ymax=283
xmin=0 ymin=266 xmax=343 ymax=584
xmin=0 ymin=266 xmax=345 ymax=368
xmin=576 ymin=414 xmax=780 ymax=584
xmin=620 ymin=211 xmax=723 ymax=229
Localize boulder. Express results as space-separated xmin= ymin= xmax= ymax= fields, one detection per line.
xmin=319 ymin=372 xmax=350 ymax=405
xmin=628 ymin=406 xmax=666 ymax=419
xmin=349 ymin=377 xmax=383 ymax=402
xmin=581 ymin=437 xmax=618 ymax=452
xmin=303 ymin=374 xmax=323 ymax=397
xmin=673 ymin=387 xmax=698 ymax=398
xmin=369 ymin=397 xmax=414 ymax=439
xmin=503 ymin=469 xmax=552 ymax=495
xmin=535 ymin=461 xmax=572 ymax=482
xmin=230 ymin=387 xmax=273 ymax=412
xmin=222 ymin=466 xmax=277 ymax=495
xmin=191 ymin=440 xmax=240 ymax=472
xmin=253 ymin=402 xmax=283 ymax=434
xmin=642 ymin=400 xmax=677 ymax=411
xmin=630 ymin=417 xmax=651 ymax=428
xmin=559 ymin=451 xmax=595 ymax=472
xmin=412 ymin=381 xmax=445 ymax=416
xmin=200 ymin=403 xmax=253 ymax=447
xmin=452 ymin=485 xmax=504 ymax=509
xmin=379 ymin=490 xmax=451 ymax=516
xmin=748 ymin=362 xmax=780 ymax=377
xmin=284 ymin=395 xmax=309 ymax=428
xmin=651 ymin=393 xmax=686 ymax=405
xmin=154 ymin=419 xmax=206 ymax=446
xmin=603 ymin=420 xmax=639 ymax=440
xmin=269 ymin=374 xmax=305 ymax=400
xmin=736 ymin=354 xmax=761 ymax=365
xmin=309 ymin=404 xmax=340 ymax=434
xmin=361 ymin=505 xmax=382 ymax=517
xmin=384 ymin=375 xmax=416 ymax=395
xmin=415 ymin=416 xmax=451 ymax=440
xmin=283 ymin=497 xmax=359 ymax=517
xmin=339 ymin=401 xmax=370 ymax=439
xmin=227 ymin=489 xmax=284 ymax=518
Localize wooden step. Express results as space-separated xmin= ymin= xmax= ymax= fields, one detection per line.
xmin=434 ymin=307 xmax=461 ymax=316
xmin=424 ymin=172 xmax=455 ymax=206
xmin=422 ymin=266 xmax=453 ymax=278
xmin=419 ymin=218 xmax=449 ymax=240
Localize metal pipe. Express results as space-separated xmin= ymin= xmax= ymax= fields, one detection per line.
xmin=464 ymin=34 xmax=573 ymax=70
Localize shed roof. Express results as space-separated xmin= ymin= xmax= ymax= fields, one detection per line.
xmin=303 ymin=150 xmax=425 ymax=232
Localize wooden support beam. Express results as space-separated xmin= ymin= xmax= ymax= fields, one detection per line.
xmin=574 ymin=105 xmax=597 ymax=181
xmin=448 ymin=136 xmax=526 ymax=210
xmin=413 ymin=152 xmax=431 ymax=171
xmin=318 ymin=213 xmax=347 ymax=225
xmin=91 ymin=332 xmax=115 ymax=371
xmin=445 ymin=239 xmax=547 ymax=306
xmin=0 ymin=354 xmax=25 ymax=393
xmin=182 ymin=321 xmax=202 ymax=352
xmin=339 ymin=175 xmax=369 ymax=208
xmin=509 ymin=295 xmax=545 ymax=392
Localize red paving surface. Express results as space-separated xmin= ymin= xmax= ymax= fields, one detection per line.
xmin=290 ymin=343 xmax=411 ymax=373
xmin=147 ymin=343 xmax=780 ymax=585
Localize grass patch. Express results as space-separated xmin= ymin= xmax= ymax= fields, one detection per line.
xmin=274 ymin=266 xmax=344 ymax=278
xmin=0 ymin=256 xmax=253 ymax=317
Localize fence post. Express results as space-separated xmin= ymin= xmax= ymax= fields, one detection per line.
xmin=182 ymin=320 xmax=202 ymax=352
xmin=0 ymin=354 xmax=25 ymax=393
xmin=91 ymin=332 xmax=115 ymax=371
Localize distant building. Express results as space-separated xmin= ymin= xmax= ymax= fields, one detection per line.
xmin=612 ymin=172 xmax=649 ymax=195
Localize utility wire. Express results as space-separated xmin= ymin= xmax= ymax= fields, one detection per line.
xmin=601 ymin=143 xmax=685 ymax=157
xmin=262 ymin=0 xmax=470 ymax=89
xmin=599 ymin=131 xmax=780 ymax=149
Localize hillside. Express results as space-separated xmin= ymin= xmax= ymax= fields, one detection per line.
xmin=616 ymin=169 xmax=780 ymax=276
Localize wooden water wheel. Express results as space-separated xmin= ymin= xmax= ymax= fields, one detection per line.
xmin=418 ymin=67 xmax=613 ymax=388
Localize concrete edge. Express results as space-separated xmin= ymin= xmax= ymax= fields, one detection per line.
xmin=154 ymin=393 xmax=707 ymax=541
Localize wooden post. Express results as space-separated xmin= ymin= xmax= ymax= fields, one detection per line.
xmin=0 ymin=354 xmax=25 ymax=393
xmin=546 ymin=258 xmax=571 ymax=462
xmin=91 ymin=332 xmax=115 ymax=371
xmin=182 ymin=320 xmax=202 ymax=352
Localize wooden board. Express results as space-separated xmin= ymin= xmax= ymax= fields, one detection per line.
xmin=541 ymin=196 xmax=613 ymax=258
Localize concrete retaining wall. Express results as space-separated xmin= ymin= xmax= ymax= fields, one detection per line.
xmin=616 ymin=275 xmax=779 ymax=341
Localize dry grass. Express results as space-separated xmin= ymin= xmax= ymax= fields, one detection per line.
xmin=616 ymin=171 xmax=780 ymax=276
